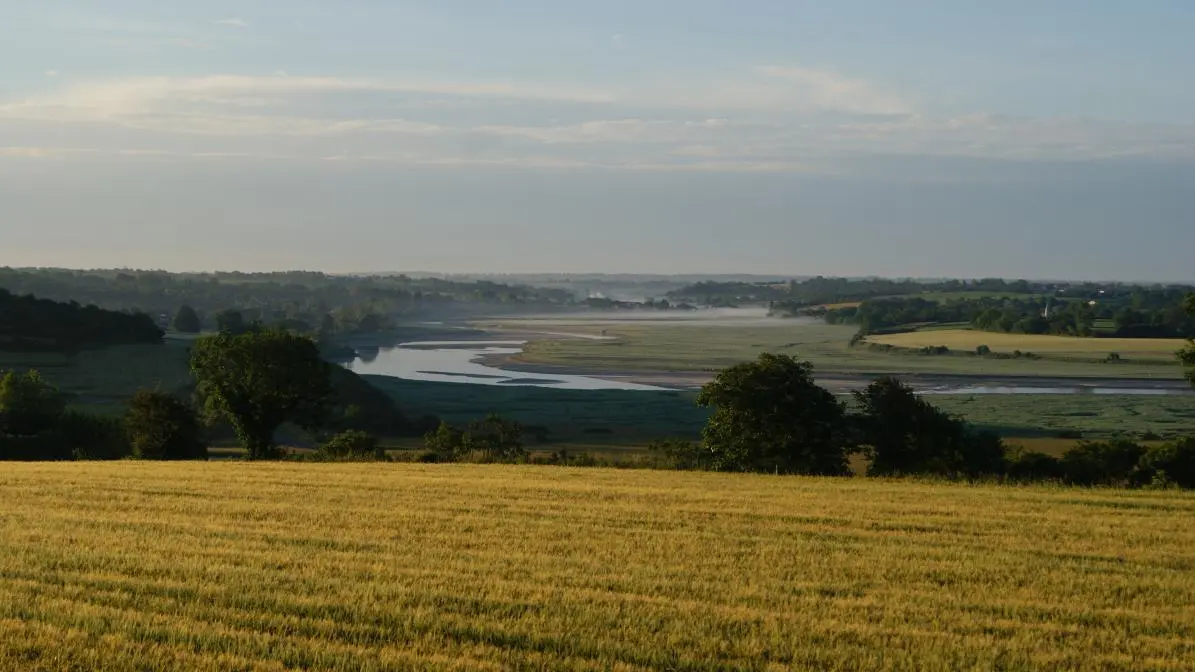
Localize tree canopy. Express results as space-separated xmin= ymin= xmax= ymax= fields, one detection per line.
xmin=853 ymin=377 xmax=1006 ymax=477
xmin=190 ymin=329 xmax=334 ymax=459
xmin=173 ymin=305 xmax=202 ymax=334
xmin=696 ymin=353 xmax=850 ymax=475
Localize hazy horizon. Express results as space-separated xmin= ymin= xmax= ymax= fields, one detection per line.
xmin=3 ymin=2 xmax=1194 ymax=280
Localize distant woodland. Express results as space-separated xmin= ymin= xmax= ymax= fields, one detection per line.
xmin=0 ymin=268 xmax=574 ymax=337
xmin=0 ymin=288 xmax=162 ymax=351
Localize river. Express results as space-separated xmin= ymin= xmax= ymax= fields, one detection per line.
xmin=345 ymin=340 xmax=666 ymax=391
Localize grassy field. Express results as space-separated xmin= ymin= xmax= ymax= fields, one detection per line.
xmin=0 ymin=339 xmax=194 ymax=414
xmin=511 ymin=320 xmax=1184 ymax=379
xmin=931 ymin=394 xmax=1195 ymax=441
xmin=869 ymin=330 xmax=1187 ymax=362
xmin=1 ymin=463 xmax=1192 ymax=670
xmin=367 ymin=376 xmax=709 ymax=445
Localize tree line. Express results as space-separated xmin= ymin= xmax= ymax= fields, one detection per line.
xmin=802 ymin=292 xmax=1195 ymax=339
xmin=0 ymin=288 xmax=163 ymax=351
xmin=0 ymin=267 xmax=574 ymax=338
xmin=646 ymin=353 xmax=1192 ymax=488
xmin=673 ymin=277 xmax=1058 ymax=306
xmin=1 ymin=326 xmax=433 ymax=462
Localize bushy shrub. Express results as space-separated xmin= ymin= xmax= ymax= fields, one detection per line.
xmin=464 ymin=414 xmax=525 ymax=462
xmin=0 ymin=433 xmax=74 ymax=461
xmin=125 ymin=390 xmax=207 ymax=460
xmin=1006 ymin=450 xmax=1065 ymax=482
xmin=422 ymin=414 xmax=525 ymax=463
xmin=63 ymin=411 xmax=131 ymax=460
xmin=423 ymin=421 xmax=465 ymax=461
xmin=1135 ymin=439 xmax=1195 ymax=489
xmin=0 ymin=370 xmax=67 ymax=437
xmin=647 ymin=438 xmax=707 ymax=470
xmin=321 ymin=430 xmax=385 ymax=460
xmin=1061 ymin=440 xmax=1146 ymax=486
xmin=957 ymin=430 xmax=1008 ymax=478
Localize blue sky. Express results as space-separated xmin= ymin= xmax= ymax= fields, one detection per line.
xmin=1 ymin=1 xmax=1193 ymax=279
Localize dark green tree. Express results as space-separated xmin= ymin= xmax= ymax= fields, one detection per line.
xmin=423 ymin=421 xmax=465 ymax=461
xmin=214 ymin=309 xmax=248 ymax=335
xmin=1135 ymin=439 xmax=1195 ymax=489
xmin=321 ymin=429 xmax=384 ymax=460
xmin=0 ymin=370 xmax=67 ymax=437
xmin=696 ymin=354 xmax=850 ymax=475
xmin=647 ymin=438 xmax=707 ymax=470
xmin=1181 ymin=294 xmax=1195 ymax=387
xmin=173 ymin=305 xmax=202 ymax=334
xmin=1060 ymin=440 xmax=1146 ymax=486
xmin=62 ymin=411 xmax=131 ymax=460
xmin=0 ymin=289 xmax=162 ymax=352
xmin=124 ymin=390 xmax=207 ymax=460
xmin=852 ymin=377 xmax=1006 ymax=477
xmin=190 ymin=329 xmax=333 ymax=459
xmin=464 ymin=413 xmax=525 ymax=462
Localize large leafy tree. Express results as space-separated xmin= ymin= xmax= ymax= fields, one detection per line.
xmin=852 ymin=377 xmax=1005 ymax=477
xmin=696 ymin=353 xmax=850 ymax=475
xmin=190 ymin=329 xmax=333 ymax=459
xmin=1181 ymin=294 xmax=1195 ymax=387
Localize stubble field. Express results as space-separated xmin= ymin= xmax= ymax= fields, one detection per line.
xmin=867 ymin=329 xmax=1187 ymax=362
xmin=1 ymin=463 xmax=1193 ymax=671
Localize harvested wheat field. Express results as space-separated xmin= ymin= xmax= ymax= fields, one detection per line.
xmin=1 ymin=463 xmax=1193 ymax=671
xmin=868 ymin=330 xmax=1186 ymax=361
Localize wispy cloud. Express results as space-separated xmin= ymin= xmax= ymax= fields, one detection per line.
xmin=0 ymin=147 xmax=56 ymax=158
xmin=753 ymin=65 xmax=913 ymax=116
xmin=2 ymin=68 xmax=1193 ymax=171
xmin=214 ymin=18 xmax=249 ymax=28
xmin=0 ymin=74 xmax=615 ymax=120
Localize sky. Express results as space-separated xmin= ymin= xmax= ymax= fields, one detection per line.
xmin=1 ymin=1 xmax=1193 ymax=280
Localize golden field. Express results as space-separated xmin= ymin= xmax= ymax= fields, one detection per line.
xmin=867 ymin=329 xmax=1187 ymax=361
xmin=1 ymin=463 xmax=1193 ymax=671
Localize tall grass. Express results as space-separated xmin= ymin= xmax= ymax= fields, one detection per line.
xmin=1 ymin=463 xmax=1192 ymax=670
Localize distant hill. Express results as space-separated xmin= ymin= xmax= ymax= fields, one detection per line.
xmin=0 ymin=289 xmax=162 ymax=352
xmin=0 ymin=267 xmax=574 ymax=334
